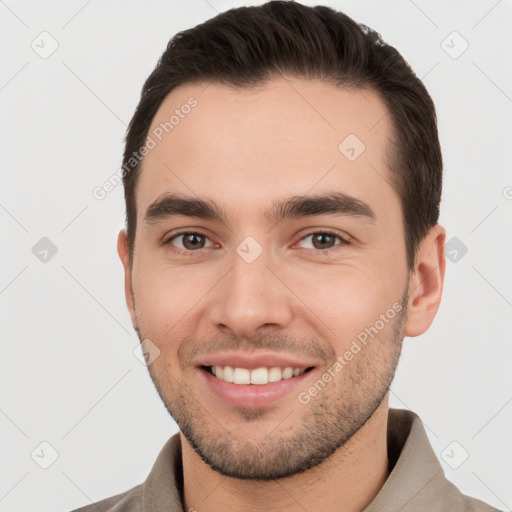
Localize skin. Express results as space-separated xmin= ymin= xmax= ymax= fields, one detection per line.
xmin=117 ymin=76 xmax=446 ymax=512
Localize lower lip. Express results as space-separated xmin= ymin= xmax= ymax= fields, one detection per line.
xmin=199 ymin=367 xmax=315 ymax=408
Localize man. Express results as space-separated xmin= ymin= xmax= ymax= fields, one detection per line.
xmin=71 ymin=2 xmax=500 ymax=511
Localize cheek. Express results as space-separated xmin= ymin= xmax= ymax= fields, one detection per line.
xmin=131 ymin=263 xmax=207 ymax=339
xmin=283 ymin=263 xmax=402 ymax=346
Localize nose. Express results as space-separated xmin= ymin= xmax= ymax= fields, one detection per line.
xmin=209 ymin=244 xmax=294 ymax=339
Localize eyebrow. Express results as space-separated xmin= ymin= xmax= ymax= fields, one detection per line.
xmin=144 ymin=191 xmax=376 ymax=227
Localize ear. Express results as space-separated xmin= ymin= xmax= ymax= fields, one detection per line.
xmin=117 ymin=229 xmax=137 ymax=330
xmin=404 ymin=224 xmax=446 ymax=337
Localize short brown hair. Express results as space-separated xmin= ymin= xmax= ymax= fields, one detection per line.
xmin=122 ymin=1 xmax=442 ymax=269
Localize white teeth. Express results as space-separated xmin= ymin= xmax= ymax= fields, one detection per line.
xmin=250 ymin=367 xmax=268 ymax=385
xmin=209 ymin=365 xmax=307 ymax=384
xmin=282 ymin=367 xmax=293 ymax=379
xmin=223 ymin=365 xmax=234 ymax=383
xmin=233 ymin=367 xmax=251 ymax=384
xmin=268 ymin=367 xmax=282 ymax=382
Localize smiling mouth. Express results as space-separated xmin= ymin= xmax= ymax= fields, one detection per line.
xmin=202 ymin=365 xmax=315 ymax=385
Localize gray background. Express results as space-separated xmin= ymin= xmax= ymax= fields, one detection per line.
xmin=1 ymin=1 xmax=511 ymax=511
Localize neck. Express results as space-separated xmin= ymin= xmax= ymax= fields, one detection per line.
xmin=181 ymin=399 xmax=390 ymax=512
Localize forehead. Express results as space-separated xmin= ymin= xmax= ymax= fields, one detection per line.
xmin=135 ymin=77 xmax=397 ymax=225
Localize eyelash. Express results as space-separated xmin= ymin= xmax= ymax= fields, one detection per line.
xmin=163 ymin=230 xmax=350 ymax=255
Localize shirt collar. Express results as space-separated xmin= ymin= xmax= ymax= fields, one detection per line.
xmin=364 ymin=408 xmax=460 ymax=511
xmin=141 ymin=408 xmax=465 ymax=511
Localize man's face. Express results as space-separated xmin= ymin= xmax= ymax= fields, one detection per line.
xmin=121 ymin=77 xmax=412 ymax=479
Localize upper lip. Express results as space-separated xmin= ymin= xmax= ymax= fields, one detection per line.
xmin=195 ymin=352 xmax=317 ymax=370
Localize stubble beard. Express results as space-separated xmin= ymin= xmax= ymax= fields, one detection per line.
xmin=137 ymin=288 xmax=408 ymax=480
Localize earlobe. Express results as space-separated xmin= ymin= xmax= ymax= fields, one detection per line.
xmin=117 ymin=229 xmax=137 ymax=330
xmin=404 ymin=224 xmax=446 ymax=337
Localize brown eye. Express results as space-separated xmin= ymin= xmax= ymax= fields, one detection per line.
xmin=182 ymin=233 xmax=206 ymax=250
xmin=298 ymin=231 xmax=347 ymax=252
xmin=166 ymin=232 xmax=213 ymax=252
xmin=311 ymin=233 xmax=337 ymax=250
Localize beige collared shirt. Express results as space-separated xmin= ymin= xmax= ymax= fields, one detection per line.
xmin=70 ymin=408 xmax=500 ymax=511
